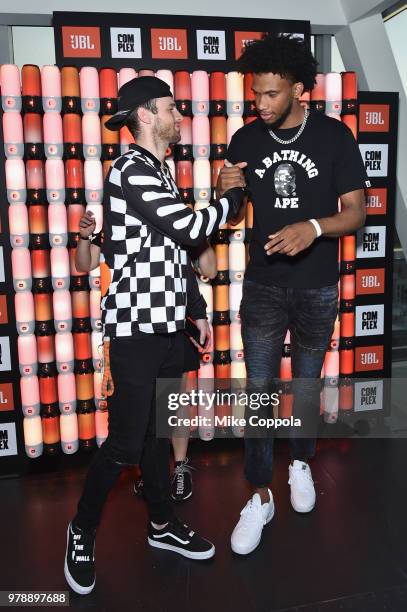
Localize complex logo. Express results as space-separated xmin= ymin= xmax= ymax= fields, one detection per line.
xmin=355 ymin=346 xmax=384 ymax=372
xmin=355 ymin=304 xmax=384 ymax=336
xmin=356 ymin=226 xmax=386 ymax=259
xmin=354 ymin=380 xmax=383 ymax=412
xmin=359 ymin=144 xmax=388 ymax=177
xmin=110 ymin=28 xmax=142 ymax=58
xmin=366 ymin=188 xmax=387 ymax=215
xmin=151 ymin=29 xmax=188 ymax=59
xmin=356 ymin=269 xmax=385 ymax=295
xmin=0 ymin=383 xmax=14 ymax=412
xmin=62 ymin=26 xmax=101 ymax=58
xmin=234 ymin=31 xmax=264 ymax=59
xmin=196 ymin=30 xmax=226 ymax=60
xmin=0 ymin=423 xmax=17 ymax=456
xmin=359 ymin=104 xmax=390 ymax=132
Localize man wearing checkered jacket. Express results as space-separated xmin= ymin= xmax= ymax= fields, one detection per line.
xmin=65 ymin=76 xmax=247 ymax=596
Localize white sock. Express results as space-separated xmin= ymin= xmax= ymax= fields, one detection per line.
xmin=151 ymin=521 xmax=168 ymax=530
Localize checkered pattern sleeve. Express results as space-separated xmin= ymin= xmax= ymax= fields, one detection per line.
xmin=119 ymin=155 xmax=243 ymax=247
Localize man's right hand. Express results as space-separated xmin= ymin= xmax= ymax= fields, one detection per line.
xmin=79 ymin=210 xmax=96 ymax=239
xmin=216 ymin=160 xmax=247 ymax=198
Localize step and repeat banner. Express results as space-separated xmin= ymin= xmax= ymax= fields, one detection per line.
xmin=0 ymin=11 xmax=398 ymax=469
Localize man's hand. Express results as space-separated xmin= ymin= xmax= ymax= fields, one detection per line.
xmin=264 ymin=221 xmax=318 ymax=257
xmin=191 ymin=318 xmax=211 ymax=353
xmin=79 ymin=210 xmax=96 ymax=239
xmin=216 ymin=160 xmax=247 ymax=198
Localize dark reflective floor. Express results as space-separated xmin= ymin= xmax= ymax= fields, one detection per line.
xmin=1 ymin=437 xmax=407 ymax=611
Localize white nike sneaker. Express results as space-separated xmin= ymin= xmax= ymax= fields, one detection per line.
xmin=288 ymin=460 xmax=316 ymax=513
xmin=231 ymin=490 xmax=275 ymax=555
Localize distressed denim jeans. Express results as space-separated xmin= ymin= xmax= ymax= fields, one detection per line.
xmin=240 ymin=278 xmax=338 ymax=487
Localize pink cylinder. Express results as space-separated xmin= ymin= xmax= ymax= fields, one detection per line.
xmin=324 ymin=350 xmax=339 ymax=382
xmin=45 ymin=159 xmax=65 ymax=203
xmin=6 ymin=159 xmax=26 ymax=203
xmin=192 ymin=116 xmax=210 ymax=159
xmin=58 ymin=372 xmax=77 ymax=414
xmin=325 ymin=72 xmax=342 ymax=115
xmin=119 ymin=68 xmax=137 ymax=88
xmin=156 ymin=70 xmax=174 ymax=94
xmin=191 ymin=71 xmax=209 ymax=116
xmin=53 ymin=289 xmax=72 ymax=332
xmin=43 ymin=113 xmax=64 ymax=159
xmin=82 ymin=114 xmax=102 ymax=159
xmin=60 ymin=413 xmax=79 ymax=454
xmin=193 ymin=160 xmax=211 ymax=201
xmin=48 ymin=204 xmax=68 ymax=247
xmin=50 ymin=247 xmax=70 ymax=291
xmin=26 ymin=159 xmax=45 ymax=189
xmin=41 ymin=66 xmax=62 ymax=112
xmin=84 ymin=160 xmax=103 ymax=203
xmin=15 ymin=291 xmax=35 ymax=334
xmin=12 ymin=247 xmax=32 ymax=291
xmin=20 ymin=376 xmax=41 ymax=417
xmin=91 ymin=331 xmax=103 ymax=371
xmin=95 ymin=409 xmax=109 ymax=446
xmin=9 ymin=204 xmax=29 ymax=248
xmin=227 ymin=117 xmax=244 ymax=144
xmin=55 ymin=332 xmax=75 ymax=373
xmin=138 ymin=70 xmax=155 ymax=77
xmin=18 ymin=334 xmax=38 ymax=376
xmin=0 ymin=64 xmax=21 ymax=111
xmin=23 ymin=416 xmax=43 ymax=458
xmin=80 ymin=67 xmax=100 ymax=113
xmin=90 ymin=290 xmax=102 ymax=331
xmin=226 ymin=72 xmax=244 ymax=116
xmin=3 ymin=112 xmax=24 ymax=158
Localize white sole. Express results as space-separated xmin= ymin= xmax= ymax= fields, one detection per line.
xmin=64 ymin=525 xmax=95 ymax=595
xmin=148 ymin=538 xmax=215 ymax=560
xmin=231 ymin=505 xmax=275 ymax=556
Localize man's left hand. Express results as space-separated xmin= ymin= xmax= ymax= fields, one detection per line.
xmin=192 ymin=318 xmax=211 ymax=352
xmin=264 ymin=221 xmax=318 ymax=257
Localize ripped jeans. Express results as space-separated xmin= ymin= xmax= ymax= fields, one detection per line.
xmin=240 ymin=279 xmax=338 ymax=487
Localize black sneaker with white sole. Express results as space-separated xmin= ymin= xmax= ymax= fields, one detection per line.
xmin=64 ymin=521 xmax=96 ymax=595
xmin=171 ymin=459 xmax=194 ymax=501
xmin=148 ymin=517 xmax=215 ymax=560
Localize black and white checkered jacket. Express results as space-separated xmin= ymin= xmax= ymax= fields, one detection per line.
xmin=101 ymin=144 xmax=242 ymax=337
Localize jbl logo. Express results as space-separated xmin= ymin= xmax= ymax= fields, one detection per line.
xmin=356 ymin=268 xmax=385 ymax=295
xmin=151 ymin=29 xmax=188 ymax=58
xmin=158 ymin=37 xmax=182 ymax=51
xmin=355 ymin=346 xmax=384 ymax=371
xmin=359 ymin=104 xmax=389 ymax=132
xmin=70 ymin=34 xmax=95 ymax=50
xmin=62 ymin=27 xmax=101 ymax=58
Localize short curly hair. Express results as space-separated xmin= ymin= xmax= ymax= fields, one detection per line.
xmin=237 ymin=34 xmax=318 ymax=92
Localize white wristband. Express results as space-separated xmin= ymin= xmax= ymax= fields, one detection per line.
xmin=309 ymin=218 xmax=322 ymax=238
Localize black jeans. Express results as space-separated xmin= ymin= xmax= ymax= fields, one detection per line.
xmin=240 ymin=279 xmax=338 ymax=487
xmin=74 ymin=331 xmax=184 ymax=530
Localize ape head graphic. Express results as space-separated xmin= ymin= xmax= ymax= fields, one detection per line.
xmin=274 ymin=163 xmax=296 ymax=197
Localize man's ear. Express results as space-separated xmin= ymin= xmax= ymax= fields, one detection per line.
xmin=138 ymin=106 xmax=153 ymax=126
xmin=293 ymin=81 xmax=304 ymax=99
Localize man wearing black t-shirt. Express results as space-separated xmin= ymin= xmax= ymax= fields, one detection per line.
xmin=218 ymin=35 xmax=368 ymax=555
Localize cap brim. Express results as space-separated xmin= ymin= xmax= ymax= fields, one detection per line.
xmin=105 ymin=110 xmax=131 ymax=131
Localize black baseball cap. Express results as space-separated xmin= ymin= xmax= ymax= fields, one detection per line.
xmin=105 ymin=76 xmax=172 ymax=131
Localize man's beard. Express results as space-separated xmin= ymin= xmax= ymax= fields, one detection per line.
xmin=264 ymin=99 xmax=293 ymax=130
xmin=154 ymin=119 xmax=181 ymax=145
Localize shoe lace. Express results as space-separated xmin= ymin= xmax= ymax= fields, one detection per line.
xmin=289 ymin=465 xmax=314 ymax=489
xmin=239 ymin=499 xmax=263 ymax=526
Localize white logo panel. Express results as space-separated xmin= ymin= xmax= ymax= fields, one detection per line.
xmin=196 ymin=30 xmax=226 ymax=60
xmin=355 ymin=304 xmax=384 ymax=337
xmin=356 ymin=226 xmax=386 ymax=259
xmin=110 ymin=28 xmax=142 ymax=58
xmin=359 ymin=144 xmax=388 ymax=177
xmin=354 ymin=380 xmax=383 ymax=412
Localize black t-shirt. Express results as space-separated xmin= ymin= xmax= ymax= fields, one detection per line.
xmin=227 ymin=112 xmax=368 ymax=288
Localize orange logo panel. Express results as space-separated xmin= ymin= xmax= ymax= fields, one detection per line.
xmin=359 ymin=104 xmax=390 ymax=132
xmin=356 ymin=269 xmax=385 ymax=295
xmin=234 ymin=31 xmax=264 ymax=59
xmin=151 ymin=29 xmax=188 ymax=59
xmin=62 ymin=26 xmax=101 ymax=58
xmin=355 ymin=346 xmax=384 ymax=372
xmin=366 ymin=188 xmax=387 ymax=215
xmin=0 ymin=383 xmax=14 ymax=412
xmin=0 ymin=295 xmax=8 ymax=324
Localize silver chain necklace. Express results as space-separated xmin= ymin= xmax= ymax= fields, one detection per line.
xmin=268 ymin=109 xmax=309 ymax=145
